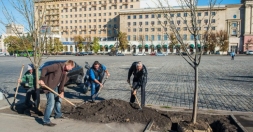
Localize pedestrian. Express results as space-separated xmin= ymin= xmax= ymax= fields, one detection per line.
xmin=231 ymin=51 xmax=235 ymax=60
xmin=89 ymin=61 xmax=110 ymax=103
xmin=127 ymin=61 xmax=147 ymax=107
xmin=18 ymin=64 xmax=41 ymax=112
xmin=38 ymin=60 xmax=75 ymax=126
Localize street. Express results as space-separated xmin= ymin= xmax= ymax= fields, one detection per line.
xmin=0 ymin=55 xmax=252 ymax=112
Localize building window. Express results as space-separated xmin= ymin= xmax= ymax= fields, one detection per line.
xmin=211 ymin=12 xmax=216 ymax=16
xmin=145 ymin=28 xmax=148 ymax=32
xmin=139 ymin=15 xmax=142 ymax=19
xmin=232 ymin=23 xmax=237 ymax=27
xmin=211 ymin=19 xmax=215 ymax=23
xmin=128 ymin=35 xmax=131 ymax=41
xmin=198 ymin=12 xmax=201 ymax=16
xmin=183 ymin=13 xmax=187 ymax=17
xmin=183 ymin=20 xmax=187 ymax=24
xmin=232 ymin=29 xmax=237 ymax=35
xmin=133 ymin=28 xmax=136 ymax=32
xmin=128 ymin=15 xmax=131 ymax=19
xmin=151 ymin=21 xmax=155 ymax=25
xmin=170 ymin=21 xmax=174 ymax=24
xmin=211 ymin=27 xmax=215 ymax=30
xmin=198 ymin=20 xmax=201 ymax=24
xmin=164 ymin=28 xmax=167 ymax=31
xmin=133 ymin=22 xmax=136 ymax=26
xmin=151 ymin=28 xmax=155 ymax=32
xmin=157 ymin=28 xmax=161 ymax=31
xmin=177 ymin=20 xmax=181 ymax=25
xmin=183 ymin=27 xmax=187 ymax=31
xmin=139 ymin=22 xmax=142 ymax=26
xmin=145 ymin=15 xmax=149 ymax=18
xmin=176 ymin=27 xmax=180 ymax=31
xmin=164 ymin=35 xmax=168 ymax=40
xmin=157 ymin=21 xmax=161 ymax=25
xmin=127 ymin=22 xmax=131 ymax=26
xmin=157 ymin=35 xmax=161 ymax=41
xmin=133 ymin=35 xmax=136 ymax=41
xmin=205 ymin=12 xmax=208 ymax=16
xmin=145 ymin=21 xmax=148 ymax=25
xmin=139 ymin=28 xmax=142 ymax=32
xmin=151 ymin=35 xmax=154 ymax=41
xmin=170 ymin=14 xmax=174 ymax=17
xmin=164 ymin=21 xmax=167 ymax=25
xmin=157 ymin=14 xmax=161 ymax=18
xmin=204 ymin=19 xmax=208 ymax=24
xmin=151 ymin=14 xmax=155 ymax=18
xmin=128 ymin=28 xmax=131 ymax=32
xmin=133 ymin=15 xmax=136 ymax=19
xmin=190 ymin=35 xmax=194 ymax=40
xmin=177 ymin=13 xmax=181 ymax=17
xmin=145 ymin=35 xmax=148 ymax=41
xmin=130 ymin=5 xmax=133 ymax=8
xmin=183 ymin=34 xmax=187 ymax=40
xmin=108 ymin=30 xmax=112 ymax=34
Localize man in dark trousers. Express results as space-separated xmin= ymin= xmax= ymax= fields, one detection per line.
xmin=89 ymin=61 xmax=110 ymax=102
xmin=127 ymin=61 xmax=147 ymax=107
xmin=39 ymin=60 xmax=75 ymax=126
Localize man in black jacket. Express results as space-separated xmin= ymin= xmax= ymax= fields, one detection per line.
xmin=127 ymin=61 xmax=147 ymax=107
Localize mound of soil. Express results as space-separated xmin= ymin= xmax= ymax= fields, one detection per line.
xmin=62 ymin=99 xmax=172 ymax=131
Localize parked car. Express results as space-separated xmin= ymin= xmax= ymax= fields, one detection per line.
xmin=75 ymin=52 xmax=89 ymax=56
xmin=87 ymin=51 xmax=94 ymax=55
xmin=134 ymin=52 xmax=146 ymax=56
xmin=39 ymin=60 xmax=84 ymax=85
xmin=215 ymin=51 xmax=220 ymax=55
xmin=116 ymin=52 xmax=125 ymax=56
xmin=181 ymin=52 xmax=187 ymax=55
xmin=63 ymin=52 xmax=73 ymax=55
xmin=156 ymin=52 xmax=166 ymax=56
xmin=246 ymin=50 xmax=253 ymax=55
xmin=0 ymin=52 xmax=5 ymax=56
xmin=150 ymin=52 xmax=156 ymax=56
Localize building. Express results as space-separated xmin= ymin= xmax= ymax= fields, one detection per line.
xmin=0 ymin=23 xmax=26 ymax=53
xmin=35 ymin=0 xmax=140 ymax=52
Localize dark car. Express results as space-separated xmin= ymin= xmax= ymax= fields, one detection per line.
xmin=87 ymin=51 xmax=94 ymax=55
xmin=75 ymin=52 xmax=89 ymax=56
xmin=116 ymin=52 xmax=125 ymax=56
xmin=39 ymin=60 xmax=84 ymax=85
xmin=63 ymin=52 xmax=73 ymax=55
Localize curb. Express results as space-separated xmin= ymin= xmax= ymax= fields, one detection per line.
xmin=230 ymin=115 xmax=248 ymax=132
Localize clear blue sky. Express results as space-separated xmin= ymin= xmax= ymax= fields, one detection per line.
xmin=0 ymin=0 xmax=240 ymax=34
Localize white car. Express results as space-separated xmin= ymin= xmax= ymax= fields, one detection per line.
xmin=246 ymin=50 xmax=253 ymax=55
xmin=156 ymin=52 xmax=167 ymax=56
xmin=0 ymin=52 xmax=5 ymax=56
xmin=134 ymin=52 xmax=146 ymax=56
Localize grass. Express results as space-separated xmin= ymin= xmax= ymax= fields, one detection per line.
xmin=160 ymin=106 xmax=171 ymax=109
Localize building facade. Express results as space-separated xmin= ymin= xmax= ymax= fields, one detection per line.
xmin=242 ymin=0 xmax=253 ymax=51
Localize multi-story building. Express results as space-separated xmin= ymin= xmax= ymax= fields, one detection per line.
xmin=35 ymin=0 xmax=140 ymax=52
xmin=0 ymin=23 xmax=26 ymax=53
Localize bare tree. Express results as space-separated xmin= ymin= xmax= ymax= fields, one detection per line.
xmin=154 ymin=0 xmax=219 ymax=124
xmin=0 ymin=0 xmax=57 ymax=110
xmin=216 ymin=30 xmax=229 ymax=54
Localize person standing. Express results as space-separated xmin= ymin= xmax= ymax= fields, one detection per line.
xmin=231 ymin=51 xmax=235 ymax=60
xmin=127 ymin=61 xmax=147 ymax=107
xmin=39 ymin=60 xmax=75 ymax=126
xmin=18 ymin=64 xmax=40 ymax=111
xmin=89 ymin=61 xmax=110 ymax=102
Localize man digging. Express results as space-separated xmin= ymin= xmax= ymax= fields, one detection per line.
xmin=39 ymin=60 xmax=75 ymax=126
xmin=127 ymin=61 xmax=148 ymax=108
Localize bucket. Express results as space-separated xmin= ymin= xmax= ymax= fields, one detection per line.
xmin=0 ymin=92 xmax=3 ymax=100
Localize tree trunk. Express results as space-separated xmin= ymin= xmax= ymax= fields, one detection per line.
xmin=192 ymin=65 xmax=198 ymax=124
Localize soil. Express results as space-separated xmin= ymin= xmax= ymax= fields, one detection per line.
xmin=0 ymin=99 xmax=242 ymax=132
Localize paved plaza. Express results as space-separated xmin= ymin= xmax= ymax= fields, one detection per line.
xmin=0 ymin=55 xmax=253 ymax=112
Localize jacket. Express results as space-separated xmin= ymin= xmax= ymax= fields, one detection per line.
xmin=21 ymin=70 xmax=41 ymax=88
xmin=39 ymin=63 xmax=69 ymax=93
xmin=128 ymin=62 xmax=148 ymax=84
xmin=89 ymin=64 xmax=106 ymax=83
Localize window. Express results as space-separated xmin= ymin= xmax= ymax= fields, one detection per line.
xmin=145 ymin=35 xmax=148 ymax=41
xmin=104 ymin=13 xmax=106 ymax=16
xmin=177 ymin=13 xmax=181 ymax=17
xmin=133 ymin=15 xmax=136 ymax=19
xmin=158 ymin=21 xmax=161 ymax=25
xmin=211 ymin=27 xmax=215 ymax=30
xmin=232 ymin=29 xmax=237 ymax=35
xmin=145 ymin=15 xmax=149 ymax=18
xmin=139 ymin=28 xmax=142 ymax=32
xmin=84 ymin=14 xmax=86 ymax=17
xmin=164 ymin=35 xmax=168 ymax=40
xmin=109 ymin=13 xmax=111 ymax=16
xmin=205 ymin=12 xmax=208 ymax=16
xmin=133 ymin=35 xmax=136 ymax=41
xmin=198 ymin=12 xmax=201 ymax=16
xmin=139 ymin=35 xmax=142 ymax=41
xmin=183 ymin=34 xmax=187 ymax=40
xmin=170 ymin=14 xmax=174 ymax=17
xmin=190 ymin=35 xmax=194 ymax=40
xmin=176 ymin=27 xmax=180 ymax=31
xmin=232 ymin=23 xmax=237 ymax=27
xmin=108 ymin=30 xmax=112 ymax=34
xmin=139 ymin=22 xmax=142 ymax=26
xmin=108 ymin=24 xmax=111 ymax=28
xmin=133 ymin=22 xmax=136 ymax=26
xmin=211 ymin=12 xmax=216 ymax=16
xmin=211 ymin=19 xmax=215 ymax=23
xmin=157 ymin=14 xmax=161 ymax=18
xmin=170 ymin=21 xmax=174 ymax=24
xmin=151 ymin=35 xmax=154 ymax=41
xmin=164 ymin=28 xmax=167 ymax=31
xmin=114 ymin=18 xmax=117 ymax=22
xmin=145 ymin=28 xmax=148 ymax=32
xmin=127 ymin=22 xmax=131 ymax=26
xmin=151 ymin=14 xmax=155 ymax=18
xmin=151 ymin=28 xmax=155 ymax=32
xmin=204 ymin=19 xmax=208 ymax=24
xmin=127 ymin=35 xmax=131 ymax=41
xmin=145 ymin=21 xmax=148 ymax=25
xmin=164 ymin=21 xmax=167 ymax=25
xmin=183 ymin=13 xmax=187 ymax=17
xmin=183 ymin=27 xmax=187 ymax=31
xmin=133 ymin=28 xmax=136 ymax=32
xmin=198 ymin=20 xmax=201 ymax=24
xmin=130 ymin=5 xmax=133 ymax=8
xmin=157 ymin=35 xmax=161 ymax=41
xmin=128 ymin=28 xmax=131 ymax=32
xmin=151 ymin=21 xmax=155 ymax=25
xmin=157 ymin=28 xmax=161 ymax=31
xmin=128 ymin=15 xmax=131 ymax=19
xmin=184 ymin=20 xmax=187 ymax=24
xmin=139 ymin=15 xmax=142 ymax=19
xmin=177 ymin=20 xmax=181 ymax=25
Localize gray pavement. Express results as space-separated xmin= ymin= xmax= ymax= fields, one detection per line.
xmin=0 ymin=55 xmax=253 ymax=112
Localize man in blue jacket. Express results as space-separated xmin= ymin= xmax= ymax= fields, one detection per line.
xmin=89 ymin=61 xmax=110 ymax=102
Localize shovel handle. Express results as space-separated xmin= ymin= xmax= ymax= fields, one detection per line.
xmin=14 ymin=65 xmax=24 ymax=99
xmin=129 ymin=83 xmax=142 ymax=109
xmin=43 ymin=85 xmax=77 ymax=107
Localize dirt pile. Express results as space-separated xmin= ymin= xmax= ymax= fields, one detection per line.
xmin=62 ymin=99 xmax=172 ymax=130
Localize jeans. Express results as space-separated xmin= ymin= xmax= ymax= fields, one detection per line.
xmin=43 ymin=87 xmax=62 ymax=123
xmin=130 ymin=81 xmax=146 ymax=107
xmin=90 ymin=82 xmax=100 ymax=101
xmin=25 ymin=88 xmax=36 ymax=106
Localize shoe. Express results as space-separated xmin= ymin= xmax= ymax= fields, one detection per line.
xmin=43 ymin=122 xmax=56 ymax=127
xmin=54 ymin=115 xmax=66 ymax=119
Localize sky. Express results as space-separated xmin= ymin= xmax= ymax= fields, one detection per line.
xmin=0 ymin=0 xmax=240 ymax=35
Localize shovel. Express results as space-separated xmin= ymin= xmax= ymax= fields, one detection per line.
xmin=91 ymin=77 xmax=108 ymax=101
xmin=129 ymin=83 xmax=142 ymax=110
xmin=11 ymin=65 xmax=24 ymax=110
xmin=42 ymin=85 xmax=83 ymax=111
